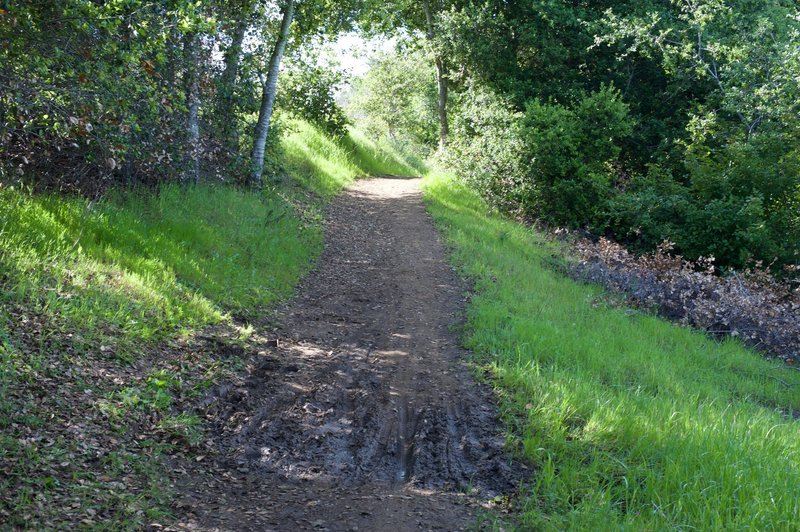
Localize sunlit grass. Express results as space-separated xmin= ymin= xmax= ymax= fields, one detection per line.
xmin=0 ymin=183 xmax=316 ymax=344
xmin=423 ymin=173 xmax=800 ymax=530
xmin=1 ymin=117 xmax=417 ymax=528
xmin=0 ymin=118 xmax=413 ymax=346
xmin=282 ymin=118 xmax=425 ymax=198
xmin=343 ymin=128 xmax=428 ymax=177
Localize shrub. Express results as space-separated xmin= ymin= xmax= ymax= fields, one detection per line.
xmin=519 ymin=85 xmax=634 ymax=226
xmin=602 ymin=133 xmax=800 ymax=272
xmin=277 ymin=55 xmax=350 ymax=138
xmin=443 ymin=86 xmax=528 ymax=212
xmin=446 ymin=84 xmax=633 ymax=225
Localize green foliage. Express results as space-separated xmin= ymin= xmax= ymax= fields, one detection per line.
xmin=239 ymin=113 xmax=287 ymax=182
xmin=445 ymin=85 xmax=633 ymax=227
xmin=595 ymin=1 xmax=800 ymax=268
xmin=0 ymin=0 xmax=370 ymax=190
xmin=424 ymin=174 xmax=800 ymax=530
xmin=348 ymin=47 xmax=439 ymax=153
xmin=520 ymin=86 xmax=634 ymax=226
xmin=282 ymin=118 xmax=426 ymax=197
xmin=0 ymin=1 xmax=214 ymax=189
xmin=278 ymin=50 xmax=350 ymax=138
xmin=604 ymin=136 xmax=800 ymax=269
xmin=441 ymin=85 xmax=527 ymax=212
xmin=434 ymin=0 xmax=800 ymax=273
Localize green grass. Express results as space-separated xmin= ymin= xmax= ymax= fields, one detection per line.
xmin=0 ymin=183 xmax=316 ymax=344
xmin=423 ymin=174 xmax=800 ymax=530
xmin=0 ymin=116 xmax=420 ymax=391
xmin=283 ymin=118 xmax=426 ymax=198
xmin=0 ymin=178 xmax=319 ymax=528
xmin=0 ymin=118 xmax=409 ymax=345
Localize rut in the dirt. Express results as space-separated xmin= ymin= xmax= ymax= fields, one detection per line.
xmin=178 ymin=177 xmax=527 ymax=530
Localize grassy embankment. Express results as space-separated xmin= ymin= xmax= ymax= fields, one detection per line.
xmin=423 ymin=174 xmax=800 ymax=530
xmin=283 ymin=119 xmax=426 ymax=197
xmin=0 ymin=119 xmax=421 ymax=528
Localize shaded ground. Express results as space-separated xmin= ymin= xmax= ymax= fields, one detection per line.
xmin=172 ymin=178 xmax=527 ymax=530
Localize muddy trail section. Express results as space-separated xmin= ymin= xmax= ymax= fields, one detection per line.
xmin=172 ymin=178 xmax=528 ymax=531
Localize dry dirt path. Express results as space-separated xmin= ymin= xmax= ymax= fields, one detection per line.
xmin=172 ymin=177 xmax=526 ymax=531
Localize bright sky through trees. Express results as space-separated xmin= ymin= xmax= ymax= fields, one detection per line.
xmin=332 ymin=32 xmax=396 ymax=77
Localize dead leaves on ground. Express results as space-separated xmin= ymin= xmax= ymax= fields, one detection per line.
xmin=0 ymin=306 xmax=263 ymax=529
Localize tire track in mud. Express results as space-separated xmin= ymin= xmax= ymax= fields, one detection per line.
xmin=174 ymin=178 xmax=527 ymax=531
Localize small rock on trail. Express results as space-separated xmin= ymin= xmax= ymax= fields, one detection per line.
xmin=173 ymin=177 xmax=528 ymax=530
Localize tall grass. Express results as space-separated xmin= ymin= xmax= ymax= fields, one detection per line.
xmin=0 ymin=118 xmax=414 ymax=346
xmin=423 ymin=174 xmax=800 ymax=530
xmin=0 ymin=117 xmax=430 ymax=529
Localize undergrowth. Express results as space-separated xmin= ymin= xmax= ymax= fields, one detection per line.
xmin=0 ymin=184 xmax=314 ymax=346
xmin=423 ymin=174 xmax=800 ymax=530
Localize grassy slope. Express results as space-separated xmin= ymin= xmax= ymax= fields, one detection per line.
xmin=283 ymin=119 xmax=425 ymax=198
xmin=0 ymin=185 xmax=310 ymax=343
xmin=0 ymin=120 xmax=416 ymax=528
xmin=423 ymin=174 xmax=800 ymax=530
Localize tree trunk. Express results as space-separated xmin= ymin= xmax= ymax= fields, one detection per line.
xmin=184 ymin=32 xmax=201 ymax=184
xmin=433 ymin=56 xmax=449 ymax=145
xmin=218 ymin=11 xmax=249 ymax=154
xmin=251 ymin=0 xmax=295 ymax=187
xmin=422 ymin=0 xmax=449 ymax=147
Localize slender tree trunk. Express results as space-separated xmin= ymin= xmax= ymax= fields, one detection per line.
xmin=422 ymin=0 xmax=449 ymax=147
xmin=218 ymin=11 xmax=249 ymax=154
xmin=184 ymin=32 xmax=201 ymax=184
xmin=251 ymin=0 xmax=295 ymax=187
xmin=433 ymin=56 xmax=449 ymax=144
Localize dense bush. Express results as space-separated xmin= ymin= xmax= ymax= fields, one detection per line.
xmin=0 ymin=1 xmax=339 ymax=193
xmin=445 ymin=85 xmax=633 ymax=226
xmin=520 ymin=86 xmax=633 ymax=226
xmin=435 ymin=0 xmax=800 ymax=275
xmin=446 ymin=78 xmax=799 ymax=273
xmin=442 ymin=86 xmax=527 ymax=212
xmin=0 ymin=2 xmax=204 ymax=192
xmin=603 ymin=131 xmax=800 ymax=271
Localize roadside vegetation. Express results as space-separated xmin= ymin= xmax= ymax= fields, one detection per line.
xmin=351 ymin=1 xmax=800 ymax=278
xmin=424 ymin=174 xmax=800 ymax=530
xmin=283 ymin=119 xmax=424 ymax=198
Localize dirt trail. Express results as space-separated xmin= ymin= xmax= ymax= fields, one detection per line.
xmin=173 ymin=178 xmax=526 ymax=531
